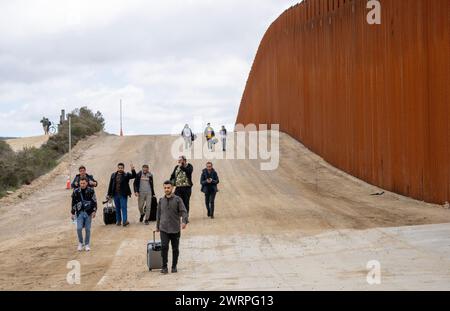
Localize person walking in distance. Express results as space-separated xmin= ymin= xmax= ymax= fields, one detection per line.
xmin=156 ymin=181 xmax=189 ymax=274
xmin=71 ymin=177 xmax=97 ymax=252
xmin=219 ymin=125 xmax=227 ymax=152
xmin=107 ymin=163 xmax=136 ymax=227
xmin=71 ymin=165 xmax=98 ymax=189
xmin=134 ymin=164 xmax=156 ymax=225
xmin=200 ymin=162 xmax=220 ymax=219
xmin=204 ymin=123 xmax=215 ymax=151
xmin=170 ymin=156 xmax=193 ymax=215
xmin=181 ymin=124 xmax=193 ymax=150
xmin=40 ymin=117 xmax=50 ymax=135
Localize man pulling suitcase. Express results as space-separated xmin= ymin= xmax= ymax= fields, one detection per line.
xmin=156 ymin=181 xmax=189 ymax=274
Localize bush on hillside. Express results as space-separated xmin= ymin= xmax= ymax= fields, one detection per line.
xmin=46 ymin=107 xmax=105 ymax=154
xmin=0 ymin=107 xmax=105 ymax=198
xmin=0 ymin=140 xmax=13 ymax=157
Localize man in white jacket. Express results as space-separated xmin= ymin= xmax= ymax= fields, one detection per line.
xmin=181 ymin=124 xmax=193 ymax=149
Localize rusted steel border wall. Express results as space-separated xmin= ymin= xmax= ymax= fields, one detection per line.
xmin=236 ymin=0 xmax=449 ymax=204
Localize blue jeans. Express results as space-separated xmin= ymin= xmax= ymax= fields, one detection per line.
xmin=77 ymin=211 xmax=92 ymax=245
xmin=114 ymin=195 xmax=128 ymax=224
xmin=207 ymin=139 xmax=214 ymax=151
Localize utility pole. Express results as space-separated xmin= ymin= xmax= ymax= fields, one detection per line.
xmin=69 ymin=115 xmax=72 ymax=179
xmin=66 ymin=115 xmax=72 ymax=190
xmin=120 ymin=99 xmax=124 ymax=136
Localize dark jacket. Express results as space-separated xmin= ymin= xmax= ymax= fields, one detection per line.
xmin=156 ymin=194 xmax=189 ymax=234
xmin=71 ymin=174 xmax=98 ymax=189
xmin=204 ymin=127 xmax=215 ymax=140
xmin=181 ymin=129 xmax=195 ymax=141
xmin=170 ymin=164 xmax=194 ymax=188
xmin=107 ymin=170 xmax=137 ymax=197
xmin=71 ymin=187 xmax=98 ymax=216
xmin=133 ymin=171 xmax=155 ymax=195
xmin=200 ymin=168 xmax=220 ymax=193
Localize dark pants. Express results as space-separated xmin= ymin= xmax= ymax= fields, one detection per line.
xmin=175 ymin=186 xmax=192 ymax=214
xmin=205 ymin=191 xmax=217 ymax=217
xmin=160 ymin=231 xmax=181 ymax=269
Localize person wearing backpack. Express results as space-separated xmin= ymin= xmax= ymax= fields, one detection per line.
xmin=71 ymin=177 xmax=97 ymax=252
xmin=181 ymin=124 xmax=193 ymax=150
xmin=40 ymin=117 xmax=50 ymax=135
xmin=204 ymin=123 xmax=215 ymax=151
xmin=170 ymin=156 xmax=194 ymax=215
xmin=200 ymin=162 xmax=220 ymax=219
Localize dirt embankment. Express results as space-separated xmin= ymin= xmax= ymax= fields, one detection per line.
xmin=0 ymin=132 xmax=449 ymax=290
xmin=6 ymin=135 xmax=49 ymax=152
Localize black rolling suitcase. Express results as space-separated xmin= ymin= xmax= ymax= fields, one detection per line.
xmin=147 ymin=231 xmax=162 ymax=271
xmin=103 ymin=200 xmax=116 ymax=225
xmin=148 ymin=196 xmax=158 ymax=221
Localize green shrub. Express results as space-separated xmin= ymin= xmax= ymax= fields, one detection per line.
xmin=46 ymin=106 xmax=105 ymax=154
xmin=0 ymin=107 xmax=104 ymax=198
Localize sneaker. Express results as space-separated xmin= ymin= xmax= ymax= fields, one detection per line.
xmin=139 ymin=214 xmax=145 ymax=223
xmin=211 ymin=215 xmax=215 ymax=219
xmin=77 ymin=243 xmax=83 ymax=252
xmin=171 ymin=267 xmax=178 ymax=273
xmin=161 ymin=267 xmax=169 ymax=274
xmin=123 ymin=221 xmax=130 ymax=227
xmin=85 ymin=245 xmax=91 ymax=252
xmin=116 ymin=222 xmax=122 ymax=226
xmin=144 ymin=220 xmax=150 ymax=226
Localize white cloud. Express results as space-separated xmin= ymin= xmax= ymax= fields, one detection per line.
xmin=0 ymin=0 xmax=145 ymax=38
xmin=0 ymin=0 xmax=300 ymax=137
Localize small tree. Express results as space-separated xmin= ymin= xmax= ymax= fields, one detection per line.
xmin=0 ymin=107 xmax=105 ymax=198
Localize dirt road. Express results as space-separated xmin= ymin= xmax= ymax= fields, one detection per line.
xmin=0 ymin=132 xmax=449 ymax=290
xmin=6 ymin=135 xmax=49 ymax=152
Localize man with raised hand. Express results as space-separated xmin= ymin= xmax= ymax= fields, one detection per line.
xmin=107 ymin=162 xmax=136 ymax=227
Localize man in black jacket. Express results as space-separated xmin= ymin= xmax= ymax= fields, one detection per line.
xmin=170 ymin=156 xmax=193 ymax=215
xmin=71 ymin=177 xmax=97 ymax=252
xmin=133 ymin=164 xmax=156 ymax=225
xmin=71 ymin=165 xmax=98 ymax=189
xmin=107 ymin=163 xmax=136 ymax=227
xmin=200 ymin=162 xmax=220 ymax=218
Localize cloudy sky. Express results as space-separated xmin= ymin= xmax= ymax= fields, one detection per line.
xmin=0 ymin=0 xmax=299 ymax=137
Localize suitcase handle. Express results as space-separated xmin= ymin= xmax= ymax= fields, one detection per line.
xmin=153 ymin=231 xmax=157 ymax=244
xmin=103 ymin=200 xmax=115 ymax=208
